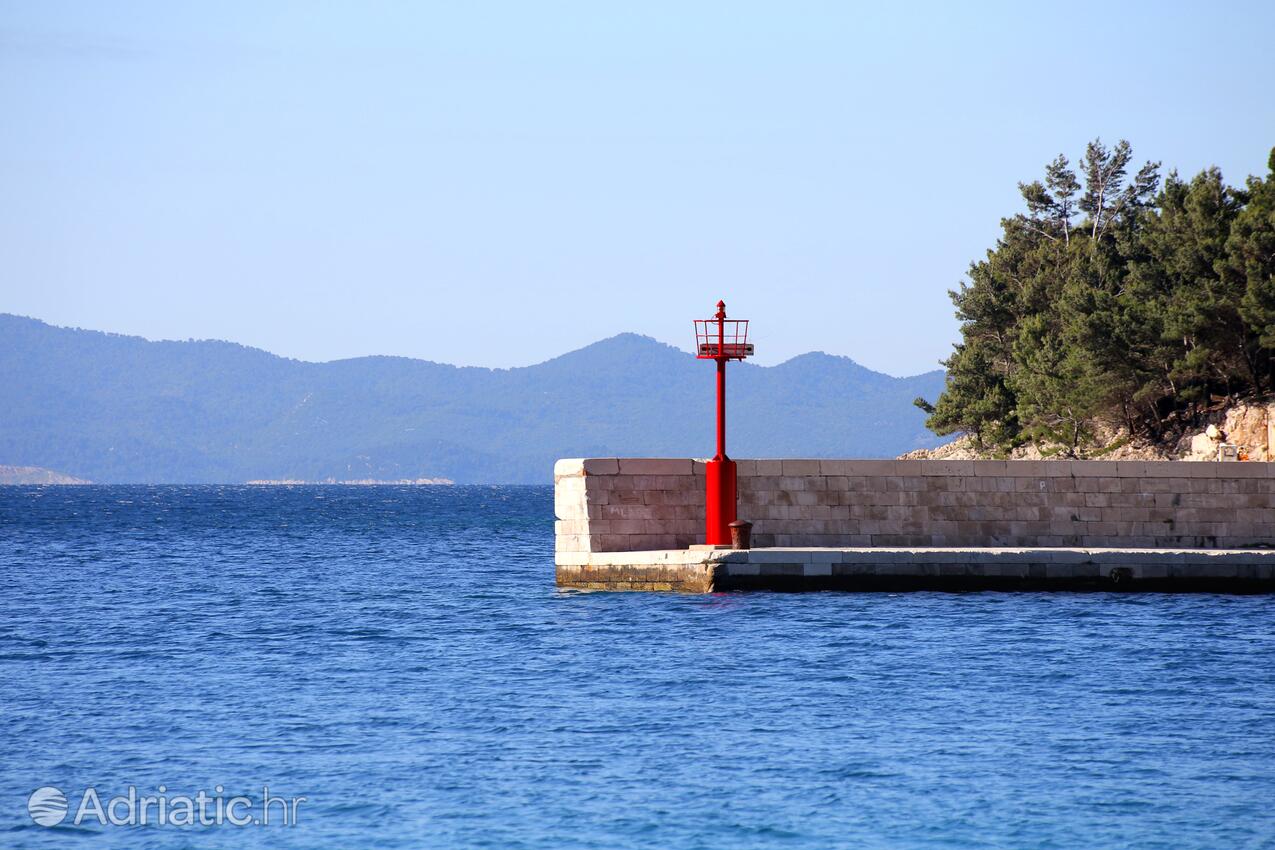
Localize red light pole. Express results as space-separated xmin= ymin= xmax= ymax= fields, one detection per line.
xmin=695 ymin=300 xmax=752 ymax=545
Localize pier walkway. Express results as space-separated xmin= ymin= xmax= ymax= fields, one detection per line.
xmin=556 ymin=547 xmax=1275 ymax=593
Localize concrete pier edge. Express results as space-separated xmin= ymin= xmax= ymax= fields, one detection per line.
xmin=555 ymin=547 xmax=1275 ymax=593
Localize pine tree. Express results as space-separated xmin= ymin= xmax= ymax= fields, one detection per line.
xmin=1133 ymin=168 xmax=1247 ymax=401
xmin=919 ymin=139 xmax=1275 ymax=454
xmin=1234 ymin=149 xmax=1275 ymax=384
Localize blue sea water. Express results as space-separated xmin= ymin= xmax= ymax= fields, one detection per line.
xmin=1 ymin=485 xmax=1273 ymax=849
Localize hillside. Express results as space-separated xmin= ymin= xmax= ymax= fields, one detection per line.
xmin=0 ymin=315 xmax=946 ymax=483
xmin=0 ymin=465 xmax=91 ymax=484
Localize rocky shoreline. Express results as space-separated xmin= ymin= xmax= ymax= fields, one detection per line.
xmin=904 ymin=400 xmax=1275 ymax=463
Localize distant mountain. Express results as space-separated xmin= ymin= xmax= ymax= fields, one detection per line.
xmin=0 ymin=315 xmax=946 ymax=483
xmin=0 ymin=465 xmax=90 ymax=484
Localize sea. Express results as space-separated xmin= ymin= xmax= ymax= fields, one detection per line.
xmin=1 ymin=485 xmax=1273 ymax=849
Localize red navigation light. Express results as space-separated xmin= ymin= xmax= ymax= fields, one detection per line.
xmin=693 ymin=300 xmax=752 ymax=546
xmin=694 ymin=303 xmax=752 ymax=360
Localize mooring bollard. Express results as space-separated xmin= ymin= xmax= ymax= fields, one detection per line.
xmin=729 ymin=520 xmax=753 ymax=550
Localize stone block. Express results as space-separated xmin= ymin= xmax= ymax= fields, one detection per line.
xmin=1094 ymin=477 xmax=1122 ymax=493
xmin=894 ymin=459 xmax=923 ymax=475
xmin=758 ymin=562 xmax=806 ymax=576
xmin=555 ymin=533 xmax=590 ymax=552
xmin=1119 ymin=478 xmax=1148 ymax=495
xmin=1027 ymin=461 xmax=1075 ymax=477
xmin=971 ymin=460 xmax=1009 ymax=476
xmin=776 ymin=476 xmax=810 ymax=492
xmin=921 ymin=460 xmax=975 ymax=476
xmin=876 ymin=560 xmax=925 ymax=575
xmin=876 ymin=475 xmax=904 ymax=493
xmin=555 ymin=519 xmax=590 ymax=536
xmin=556 ymin=473 xmax=587 ymax=494
xmin=843 ymin=475 xmax=869 ymax=492
xmin=1218 ymin=462 xmax=1275 ymax=478
xmin=845 ymin=460 xmax=899 ymax=476
xmin=1068 ymin=460 xmax=1119 ymax=477
xmin=1082 ymin=492 xmax=1112 ymax=508
xmin=989 ymin=477 xmax=1015 ymax=492
xmin=941 ymin=476 xmax=970 ymax=493
xmin=588 ymin=533 xmax=628 ymax=551
xmin=824 ymin=475 xmax=849 ymax=493
xmin=554 ymin=487 xmax=588 ymax=521
xmin=1178 ymin=461 xmax=1219 ymax=478
xmin=581 ymin=458 xmax=620 ymax=475
xmin=624 ymin=475 xmax=675 ymax=491
xmin=751 ymin=475 xmax=784 ymax=491
xmin=1234 ymin=507 xmax=1275 ymax=524
xmin=782 ymin=459 xmax=822 ymax=476
xmin=597 ymin=504 xmax=653 ymax=521
xmin=643 ymin=489 xmax=701 ymax=507
xmin=593 ymin=519 xmax=659 ymax=535
xmin=553 ymin=458 xmax=585 ymax=478
xmin=1002 ymin=461 xmax=1044 ymax=477
xmin=618 ymin=458 xmax=694 ymax=475
xmin=829 ymin=561 xmax=875 ymax=577
xmin=584 ymin=474 xmax=617 ymax=490
xmin=1116 ymin=461 xmax=1154 ymax=478
xmin=754 ymin=459 xmax=784 ymax=475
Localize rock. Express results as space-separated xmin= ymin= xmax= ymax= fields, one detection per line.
xmin=1186 ymin=433 xmax=1217 ymax=460
xmin=902 ymin=399 xmax=1275 ymax=463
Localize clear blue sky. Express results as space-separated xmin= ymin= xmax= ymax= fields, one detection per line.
xmin=2 ymin=1 xmax=1273 ymax=375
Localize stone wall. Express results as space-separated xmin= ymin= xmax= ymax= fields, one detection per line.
xmin=554 ymin=458 xmax=1275 ymax=557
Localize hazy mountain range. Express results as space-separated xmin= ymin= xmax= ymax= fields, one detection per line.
xmin=0 ymin=314 xmax=947 ymax=483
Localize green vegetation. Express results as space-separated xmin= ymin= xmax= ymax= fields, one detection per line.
xmin=922 ymin=141 xmax=1275 ymax=456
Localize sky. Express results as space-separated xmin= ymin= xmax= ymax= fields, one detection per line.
xmin=2 ymin=1 xmax=1273 ymax=376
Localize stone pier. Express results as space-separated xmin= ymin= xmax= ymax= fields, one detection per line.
xmin=554 ymin=458 xmax=1275 ymax=592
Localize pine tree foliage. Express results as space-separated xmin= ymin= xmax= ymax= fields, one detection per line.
xmin=924 ymin=141 xmax=1275 ymax=455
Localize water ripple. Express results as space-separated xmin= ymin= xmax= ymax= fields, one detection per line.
xmin=0 ymin=485 xmax=1273 ymax=849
